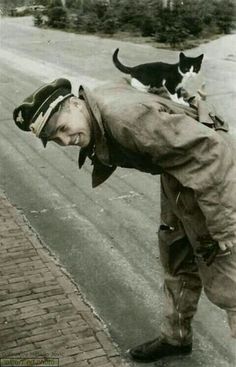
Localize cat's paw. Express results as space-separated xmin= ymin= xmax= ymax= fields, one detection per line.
xmin=197 ymin=82 xmax=207 ymax=100
xmin=177 ymin=97 xmax=189 ymax=106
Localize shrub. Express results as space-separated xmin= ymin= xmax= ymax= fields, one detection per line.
xmin=141 ymin=16 xmax=155 ymax=37
xmin=74 ymin=12 xmax=99 ymax=33
xmin=47 ymin=6 xmax=68 ymax=29
xmin=214 ymin=0 xmax=235 ymax=34
xmin=84 ymin=13 xmax=99 ymax=33
xmin=100 ymin=17 xmax=119 ymax=35
xmin=34 ymin=13 xmax=43 ymax=27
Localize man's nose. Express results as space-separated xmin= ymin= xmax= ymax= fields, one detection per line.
xmin=56 ymin=134 xmax=70 ymax=146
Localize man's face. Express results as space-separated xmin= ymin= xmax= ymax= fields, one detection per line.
xmin=46 ymin=97 xmax=91 ymax=147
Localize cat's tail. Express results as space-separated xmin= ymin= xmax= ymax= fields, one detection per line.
xmin=112 ymin=48 xmax=132 ymax=74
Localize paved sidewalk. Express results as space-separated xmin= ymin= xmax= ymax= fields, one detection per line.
xmin=0 ymin=193 xmax=132 ymax=367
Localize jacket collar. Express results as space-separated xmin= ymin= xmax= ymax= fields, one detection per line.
xmin=78 ymin=85 xmax=116 ymax=187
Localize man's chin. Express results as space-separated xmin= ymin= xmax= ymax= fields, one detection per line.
xmin=79 ymin=137 xmax=90 ymax=148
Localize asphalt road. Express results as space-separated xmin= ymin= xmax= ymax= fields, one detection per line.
xmin=0 ymin=16 xmax=236 ymax=366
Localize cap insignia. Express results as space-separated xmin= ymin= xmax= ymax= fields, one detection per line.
xmin=16 ymin=110 xmax=24 ymax=124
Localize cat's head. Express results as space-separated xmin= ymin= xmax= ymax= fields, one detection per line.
xmin=178 ymin=52 xmax=204 ymax=76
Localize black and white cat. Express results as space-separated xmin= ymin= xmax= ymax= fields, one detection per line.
xmin=112 ymin=48 xmax=204 ymax=105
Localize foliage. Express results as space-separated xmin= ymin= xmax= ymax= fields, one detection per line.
xmin=34 ymin=12 xmax=43 ymax=26
xmin=214 ymin=0 xmax=235 ymax=34
xmin=140 ymin=15 xmax=155 ymax=37
xmin=82 ymin=12 xmax=99 ymax=33
xmin=100 ymin=17 xmax=119 ymax=34
xmin=154 ymin=4 xmax=189 ymax=47
xmin=47 ymin=6 xmax=68 ymax=28
xmin=33 ymin=0 xmax=236 ymax=48
xmin=48 ymin=0 xmax=63 ymax=8
xmin=36 ymin=0 xmax=49 ymax=5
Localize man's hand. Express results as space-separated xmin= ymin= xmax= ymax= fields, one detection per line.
xmin=197 ymin=235 xmax=234 ymax=266
xmin=218 ymin=240 xmax=236 ymax=251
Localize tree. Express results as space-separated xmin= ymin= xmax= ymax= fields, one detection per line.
xmin=116 ymin=0 xmax=147 ymax=31
xmin=214 ymin=0 xmax=235 ymax=34
xmin=0 ymin=0 xmax=23 ymax=13
xmin=34 ymin=12 xmax=43 ymax=26
xmin=99 ymin=5 xmax=119 ymax=34
xmin=152 ymin=1 xmax=193 ymax=47
xmin=140 ymin=15 xmax=155 ymax=37
xmin=36 ymin=0 xmax=49 ymax=5
xmin=140 ymin=0 xmax=163 ymax=37
xmin=47 ymin=5 xmax=68 ymax=28
xmin=65 ymin=0 xmax=82 ymax=9
xmin=100 ymin=17 xmax=118 ymax=34
xmin=171 ymin=0 xmax=203 ymax=36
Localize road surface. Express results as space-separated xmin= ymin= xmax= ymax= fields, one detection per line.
xmin=0 ymin=16 xmax=236 ymax=366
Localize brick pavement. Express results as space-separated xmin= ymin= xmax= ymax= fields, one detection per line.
xmin=0 ymin=193 xmax=132 ymax=367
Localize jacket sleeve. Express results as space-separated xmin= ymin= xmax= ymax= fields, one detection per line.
xmin=109 ymin=105 xmax=236 ymax=242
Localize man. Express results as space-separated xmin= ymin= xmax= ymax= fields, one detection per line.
xmin=13 ymin=78 xmax=236 ymax=363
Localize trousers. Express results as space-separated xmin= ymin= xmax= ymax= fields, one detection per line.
xmin=159 ymin=174 xmax=236 ymax=345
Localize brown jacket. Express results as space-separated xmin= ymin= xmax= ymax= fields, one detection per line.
xmin=78 ymin=79 xmax=236 ymax=244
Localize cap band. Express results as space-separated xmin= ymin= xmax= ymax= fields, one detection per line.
xmin=30 ymin=93 xmax=72 ymax=137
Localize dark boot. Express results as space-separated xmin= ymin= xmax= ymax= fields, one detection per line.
xmin=128 ymin=337 xmax=192 ymax=363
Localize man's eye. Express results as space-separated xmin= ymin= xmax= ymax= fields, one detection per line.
xmin=60 ymin=125 xmax=67 ymax=132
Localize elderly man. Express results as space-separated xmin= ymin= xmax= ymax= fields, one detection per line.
xmin=13 ymin=78 xmax=236 ymax=363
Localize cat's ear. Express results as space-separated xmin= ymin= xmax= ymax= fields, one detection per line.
xmin=198 ymin=54 xmax=204 ymax=62
xmin=179 ymin=52 xmax=186 ymax=60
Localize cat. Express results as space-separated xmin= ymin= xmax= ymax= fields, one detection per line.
xmin=112 ymin=48 xmax=204 ymax=105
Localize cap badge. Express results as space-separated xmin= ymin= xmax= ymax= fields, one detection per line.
xmin=16 ymin=110 xmax=24 ymax=124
